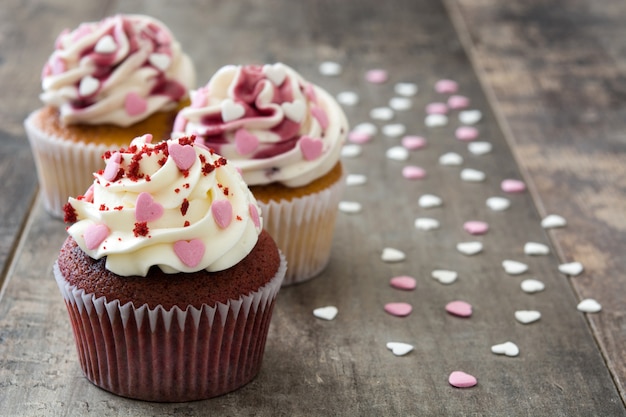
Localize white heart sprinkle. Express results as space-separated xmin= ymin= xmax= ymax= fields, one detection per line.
xmin=491 ymin=341 xmax=519 ymax=357
xmin=338 ymin=201 xmax=362 ymax=214
xmin=381 ymin=247 xmax=406 ymax=262
xmin=386 ymin=146 xmax=409 ymax=161
xmin=418 ymin=194 xmax=443 ymax=208
xmin=319 ymin=61 xmax=342 ymax=76
xmin=389 ymin=97 xmax=412 ymax=111
xmin=439 ymin=152 xmax=463 ymax=166
xmin=353 ymin=122 xmax=378 ymax=136
xmin=337 ymin=91 xmax=359 ymax=106
xmin=94 ymin=35 xmax=116 ymax=54
xmin=524 ymin=242 xmax=550 ymax=256
xmin=394 ymin=82 xmax=418 ymax=96
xmin=459 ymin=109 xmax=482 ymax=125
xmin=502 ymin=260 xmax=529 ymax=275
xmin=521 ymin=279 xmax=545 ymax=294
xmin=415 ymin=218 xmax=440 ymax=231
xmin=282 ymin=99 xmax=306 ymax=122
xmin=431 ymin=269 xmax=458 ymax=284
xmin=263 ymin=63 xmax=287 ymax=85
xmin=558 ymin=262 xmax=584 ymax=276
xmin=457 ymin=241 xmax=483 ymax=256
xmin=382 ymin=124 xmax=406 ymax=138
xmin=313 ymin=306 xmax=338 ymax=321
xmin=577 ymin=299 xmax=602 ymax=313
xmin=221 ymin=98 xmax=245 ymax=122
xmin=341 ymin=144 xmax=362 ymax=158
xmin=386 ymin=342 xmax=414 ymax=356
xmin=425 ymin=114 xmax=448 ymax=127
xmin=346 ymin=174 xmax=367 ymax=186
xmin=370 ymin=107 xmax=394 ymax=121
xmin=149 ymin=53 xmax=171 ymax=71
xmin=515 ymin=310 xmax=541 ymax=324
xmin=79 ymin=75 xmax=99 ymax=96
xmin=468 ymin=141 xmax=492 ymax=155
xmin=541 ymin=214 xmax=567 ymax=229
xmin=486 ymin=196 xmax=511 ymax=211
xmin=460 ymin=168 xmax=486 ymax=182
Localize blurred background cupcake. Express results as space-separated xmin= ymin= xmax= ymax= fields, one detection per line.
xmin=24 ymin=14 xmax=195 ymax=218
xmin=57 ymin=134 xmax=285 ymax=401
xmin=173 ymin=63 xmax=348 ymax=285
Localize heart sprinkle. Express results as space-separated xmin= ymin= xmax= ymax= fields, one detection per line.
xmin=418 ymin=194 xmax=443 ymax=208
xmin=135 ymin=192 xmax=164 ymax=222
xmin=384 ymin=302 xmax=413 ymax=317
xmin=521 ymin=279 xmax=546 ymax=294
xmin=448 ymin=371 xmax=477 ymax=388
xmin=338 ymin=201 xmax=362 ymax=214
xmin=381 ymin=248 xmax=406 ymax=262
xmin=501 ymin=179 xmax=526 ymax=193
xmin=173 ymin=239 xmax=205 ymax=268
xmin=79 ymin=75 xmax=99 ymax=96
xmin=148 ymin=53 xmax=171 ymax=71
xmin=401 ymin=135 xmax=427 ymax=150
xmin=311 ymin=106 xmax=329 ymax=129
xmin=486 ymin=196 xmax=511 ymax=211
xmin=463 ymin=221 xmax=489 ymax=235
xmin=234 ymin=128 xmax=260 ymax=155
xmin=558 ymin=262 xmax=584 ymax=276
xmin=502 ymin=260 xmax=529 ymax=275
xmin=402 ymin=166 xmax=427 ymax=180
xmin=221 ymin=98 xmax=246 ymax=122
xmin=432 ymin=269 xmax=458 ymax=285
xmin=168 ymin=142 xmax=196 ymax=171
xmin=282 ymin=99 xmax=306 ymax=122
xmin=515 ymin=310 xmax=541 ymax=324
xmin=313 ymin=306 xmax=338 ymax=321
xmin=541 ymin=214 xmax=567 ymax=229
xmin=318 ymin=61 xmax=342 ymax=76
xmin=124 ymin=91 xmax=148 ymax=116
xmin=390 ymin=276 xmax=417 ymax=291
xmin=103 ymin=151 xmax=122 ymax=181
xmin=84 ymin=224 xmax=110 ymax=250
xmin=524 ymin=242 xmax=550 ymax=256
xmin=211 ymin=200 xmax=233 ymax=229
xmin=386 ymin=342 xmax=414 ymax=356
xmin=445 ymin=300 xmax=473 ymax=317
xmin=249 ymin=203 xmax=261 ymax=229
xmin=491 ymin=341 xmax=520 ymax=357
xmin=300 ymin=136 xmax=324 ymax=161
xmin=365 ymin=68 xmax=388 ymax=84
xmin=263 ymin=63 xmax=287 ymax=85
xmin=94 ymin=35 xmax=116 ymax=54
xmin=577 ymin=299 xmax=602 ymax=313
xmin=415 ymin=217 xmax=440 ymax=231
xmin=456 ymin=241 xmax=483 ymax=256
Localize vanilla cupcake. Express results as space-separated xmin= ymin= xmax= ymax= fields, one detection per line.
xmin=173 ymin=63 xmax=348 ymax=285
xmin=56 ymin=134 xmax=285 ymax=401
xmin=24 ymin=14 xmax=195 ymax=218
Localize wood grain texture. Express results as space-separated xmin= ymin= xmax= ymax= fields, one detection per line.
xmin=0 ymin=0 xmax=624 ymax=415
xmin=446 ymin=0 xmax=626 ymax=403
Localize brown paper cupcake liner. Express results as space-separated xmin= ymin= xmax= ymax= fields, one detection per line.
xmin=53 ymin=254 xmax=286 ymax=402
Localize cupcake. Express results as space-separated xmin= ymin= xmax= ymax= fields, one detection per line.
xmin=24 ymin=14 xmax=196 ymax=218
xmin=56 ymin=134 xmax=286 ymax=402
xmin=172 ymin=63 xmax=348 ymax=285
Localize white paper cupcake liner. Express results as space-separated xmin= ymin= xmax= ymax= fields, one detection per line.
xmin=53 ymin=253 xmax=286 ymax=402
xmin=24 ymin=110 xmax=114 ymax=219
xmin=258 ymin=175 xmax=344 ymax=285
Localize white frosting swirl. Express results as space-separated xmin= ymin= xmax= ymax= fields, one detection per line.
xmin=172 ymin=63 xmax=348 ymax=187
xmin=41 ymin=14 xmax=195 ymax=127
xmin=64 ymin=135 xmax=262 ymax=277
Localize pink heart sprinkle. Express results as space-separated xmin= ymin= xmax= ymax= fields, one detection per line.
xmin=191 ymin=88 xmax=208 ymax=108
xmin=402 ymin=166 xmax=426 ymax=180
xmin=426 ymin=102 xmax=448 ymax=115
xmin=501 ymin=179 xmax=527 ymax=193
xmin=389 ymin=276 xmax=417 ymax=291
xmin=455 ymin=126 xmax=479 ymax=142
xmin=135 ymin=192 xmax=164 ymax=222
xmin=311 ymin=106 xmax=329 ymax=130
xmin=249 ymin=203 xmax=261 ymax=229
xmin=168 ymin=142 xmax=196 ymax=171
xmin=449 ymin=371 xmax=477 ymax=388
xmin=348 ymin=131 xmax=372 ymax=144
xmin=300 ymin=136 xmax=324 ymax=161
xmin=211 ymin=200 xmax=233 ymax=229
xmin=435 ymin=79 xmax=459 ymax=94
xmin=234 ymin=128 xmax=260 ymax=155
xmin=463 ymin=221 xmax=489 ymax=235
xmin=82 ymin=185 xmax=95 ymax=203
xmin=384 ymin=302 xmax=412 ymax=317
xmin=103 ymin=151 xmax=122 ymax=181
xmin=84 ymin=224 xmax=110 ymax=250
xmin=124 ymin=91 xmax=148 ymax=116
xmin=448 ymin=95 xmax=470 ymax=109
xmin=401 ymin=135 xmax=427 ymax=150
xmin=365 ymin=69 xmax=388 ymax=84
xmin=173 ymin=239 xmax=205 ymax=268
xmin=445 ymin=300 xmax=473 ymax=318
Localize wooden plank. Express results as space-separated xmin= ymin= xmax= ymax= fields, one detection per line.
xmin=446 ymin=0 xmax=626 ymax=403
xmin=0 ymin=0 xmax=624 ymax=415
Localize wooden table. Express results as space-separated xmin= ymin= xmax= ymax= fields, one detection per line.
xmin=1 ymin=0 xmax=624 ymax=415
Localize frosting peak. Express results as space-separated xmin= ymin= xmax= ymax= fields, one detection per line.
xmin=41 ymin=14 xmax=196 ymax=127
xmin=64 ymin=135 xmax=262 ymax=277
xmin=172 ymin=63 xmax=348 ymax=187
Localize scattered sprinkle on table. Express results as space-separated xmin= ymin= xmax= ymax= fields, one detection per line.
xmin=365 ymin=68 xmax=389 ymax=84
xmin=439 ymin=152 xmax=463 ymax=166
xmin=524 ymin=242 xmax=550 ymax=255
xmin=448 ymin=371 xmax=477 ymax=388
xmin=386 ymin=342 xmax=414 ymax=356
xmin=515 ymin=310 xmax=541 ymax=324
xmin=577 ymin=299 xmax=602 ymax=313
xmin=418 ymin=194 xmax=443 ymax=208
xmin=486 ymin=196 xmax=511 ymax=211
xmin=491 ymin=341 xmax=520 ymax=357
xmin=502 ymin=260 xmax=529 ymax=275
xmin=390 ymin=276 xmax=417 ymax=291
xmin=435 ymin=79 xmax=459 ymax=94
xmin=558 ymin=261 xmax=584 ymax=276
xmin=456 ymin=241 xmax=483 ymax=256
xmin=394 ymin=82 xmax=418 ymax=96
xmin=401 ymin=135 xmax=427 ymax=150
xmin=318 ymin=61 xmax=342 ymax=76
xmin=520 ymin=279 xmax=546 ymax=294
xmin=458 ymin=109 xmax=482 ymax=125
xmin=381 ymin=247 xmax=406 ymax=262
xmin=313 ymin=306 xmax=338 ymax=321
xmin=415 ymin=217 xmax=440 ymax=231
xmin=463 ymin=221 xmax=489 ymax=235
xmin=384 ymin=302 xmax=413 ymax=317
xmin=501 ymin=179 xmax=527 ymax=193
xmin=445 ymin=300 xmax=473 ymax=317
xmin=541 ymin=214 xmax=567 ymax=229
xmin=468 ymin=141 xmax=492 ymax=155
xmin=432 ymin=269 xmax=458 ymax=285
xmin=338 ymin=201 xmax=362 ymax=214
